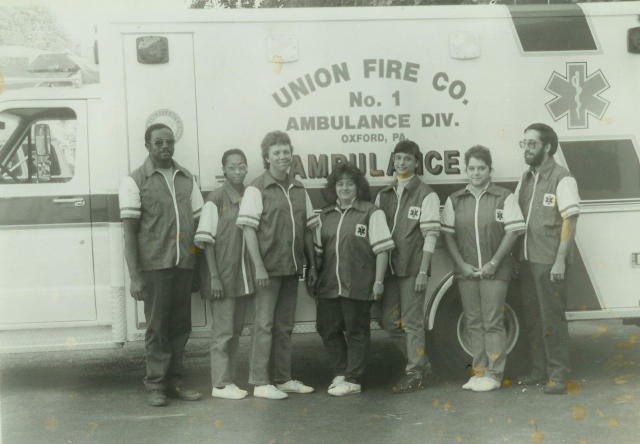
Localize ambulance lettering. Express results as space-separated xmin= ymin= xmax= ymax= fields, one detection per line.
xmin=545 ymin=62 xmax=610 ymax=129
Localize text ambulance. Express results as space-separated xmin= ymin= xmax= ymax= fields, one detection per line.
xmin=1 ymin=2 xmax=639 ymax=376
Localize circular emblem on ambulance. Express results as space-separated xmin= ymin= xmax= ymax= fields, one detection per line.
xmin=146 ymin=109 xmax=184 ymax=141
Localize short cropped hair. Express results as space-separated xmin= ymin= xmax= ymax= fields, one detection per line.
xmin=145 ymin=123 xmax=173 ymax=144
xmin=464 ymin=145 xmax=493 ymax=169
xmin=260 ymin=130 xmax=293 ymax=169
xmin=221 ymin=148 xmax=247 ymax=168
xmin=324 ymin=162 xmax=371 ymax=203
xmin=525 ymin=123 xmax=558 ymax=156
xmin=393 ymin=140 xmax=422 ymax=162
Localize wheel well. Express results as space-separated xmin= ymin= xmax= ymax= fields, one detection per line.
xmin=425 ymin=272 xmax=455 ymax=331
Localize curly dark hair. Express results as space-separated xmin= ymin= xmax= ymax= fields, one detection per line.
xmin=324 ymin=162 xmax=371 ymax=204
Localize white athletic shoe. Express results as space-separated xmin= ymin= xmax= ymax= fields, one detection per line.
xmin=211 ymin=384 xmax=248 ymax=400
xmin=276 ymin=379 xmax=315 ymax=394
xmin=328 ymin=381 xmax=361 ymax=397
xmin=329 ymin=375 xmax=346 ymax=390
xmin=471 ymin=377 xmax=501 ymax=392
xmin=462 ymin=376 xmax=482 ymax=390
xmin=253 ymin=384 xmax=288 ymax=400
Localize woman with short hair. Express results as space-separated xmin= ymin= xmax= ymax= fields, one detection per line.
xmin=237 ymin=131 xmax=319 ymax=400
xmin=195 ymin=148 xmax=253 ymax=400
xmin=441 ymin=145 xmax=525 ymax=392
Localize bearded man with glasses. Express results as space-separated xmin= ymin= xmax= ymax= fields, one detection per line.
xmin=514 ymin=123 xmax=580 ymax=395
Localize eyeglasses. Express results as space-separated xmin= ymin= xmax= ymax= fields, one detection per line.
xmin=152 ymin=139 xmax=175 ymax=148
xmin=519 ymin=139 xmax=542 ymax=150
xmin=226 ymin=165 xmax=247 ymax=173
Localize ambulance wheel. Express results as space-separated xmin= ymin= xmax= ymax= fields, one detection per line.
xmin=426 ymin=284 xmax=530 ymax=381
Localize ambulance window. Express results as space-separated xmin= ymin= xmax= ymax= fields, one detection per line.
xmin=561 ymin=140 xmax=640 ymax=201
xmin=0 ymin=107 xmax=77 ymax=184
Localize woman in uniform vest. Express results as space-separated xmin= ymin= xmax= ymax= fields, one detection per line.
xmin=441 ymin=145 xmax=526 ymax=392
xmin=194 ymin=149 xmax=253 ymax=400
xmin=314 ymin=162 xmax=394 ymax=396
xmin=237 ymin=131 xmax=319 ymax=400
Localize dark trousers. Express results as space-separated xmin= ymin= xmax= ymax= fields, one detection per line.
xmin=142 ymin=268 xmax=193 ymax=391
xmin=316 ymin=297 xmax=372 ymax=383
xmin=520 ymin=261 xmax=570 ymax=382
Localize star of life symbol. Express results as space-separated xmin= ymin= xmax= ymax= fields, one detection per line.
xmin=408 ymin=206 xmax=421 ymax=220
xmin=545 ymin=62 xmax=610 ymax=129
xmin=355 ymin=224 xmax=367 ymax=238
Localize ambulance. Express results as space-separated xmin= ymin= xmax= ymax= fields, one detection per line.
xmin=1 ymin=2 xmax=639 ymax=378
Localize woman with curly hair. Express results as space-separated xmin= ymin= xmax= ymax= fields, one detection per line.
xmin=314 ymin=162 xmax=394 ymax=396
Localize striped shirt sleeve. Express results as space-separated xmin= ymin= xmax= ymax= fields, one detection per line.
xmin=191 ymin=177 xmax=204 ymax=219
xmin=369 ymin=209 xmax=395 ymax=255
xmin=119 ymin=176 xmax=141 ymax=219
xmin=236 ymin=185 xmax=262 ymax=229
xmin=441 ymin=197 xmax=455 ymax=234
xmin=502 ymin=193 xmax=526 ymax=234
xmin=194 ymin=201 xmax=218 ymax=248
xmin=557 ymin=176 xmax=581 ymax=219
xmin=420 ymin=192 xmax=441 ymax=234
xmin=305 ymin=191 xmax=320 ymax=229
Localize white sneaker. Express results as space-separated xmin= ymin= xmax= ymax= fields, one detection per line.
xmin=253 ymin=384 xmax=288 ymax=400
xmin=329 ymin=375 xmax=345 ymax=390
xmin=211 ymin=384 xmax=248 ymax=400
xmin=276 ymin=379 xmax=314 ymax=394
xmin=471 ymin=377 xmax=501 ymax=392
xmin=328 ymin=381 xmax=361 ymax=397
xmin=462 ymin=376 xmax=482 ymax=390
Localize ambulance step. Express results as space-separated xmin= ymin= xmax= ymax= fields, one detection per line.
xmin=0 ymin=326 xmax=118 ymax=353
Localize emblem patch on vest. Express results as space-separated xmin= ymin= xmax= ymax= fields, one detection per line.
xmin=355 ymin=224 xmax=367 ymax=238
xmin=408 ymin=206 xmax=421 ymax=220
xmin=543 ymin=193 xmax=556 ymax=207
xmin=495 ymin=209 xmax=504 ymax=222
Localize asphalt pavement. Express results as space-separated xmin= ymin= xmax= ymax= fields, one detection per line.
xmin=1 ymin=320 xmax=640 ymax=444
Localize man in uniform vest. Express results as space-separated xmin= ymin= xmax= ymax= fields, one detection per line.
xmin=119 ymin=123 xmax=204 ymax=406
xmin=515 ymin=123 xmax=580 ymax=395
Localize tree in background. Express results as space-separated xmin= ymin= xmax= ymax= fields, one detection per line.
xmin=0 ymin=5 xmax=76 ymax=53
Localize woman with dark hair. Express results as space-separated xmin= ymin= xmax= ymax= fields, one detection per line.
xmin=441 ymin=145 xmax=525 ymax=392
xmin=314 ymin=162 xmax=394 ymax=396
xmin=237 ymin=131 xmax=319 ymax=400
xmin=195 ymin=148 xmax=253 ymax=400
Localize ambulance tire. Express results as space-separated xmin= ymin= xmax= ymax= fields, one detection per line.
xmin=426 ymin=284 xmax=530 ymax=381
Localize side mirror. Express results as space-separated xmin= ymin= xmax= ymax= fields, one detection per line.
xmin=34 ymin=123 xmax=51 ymax=181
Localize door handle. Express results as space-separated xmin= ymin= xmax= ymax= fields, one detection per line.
xmin=52 ymin=197 xmax=86 ymax=207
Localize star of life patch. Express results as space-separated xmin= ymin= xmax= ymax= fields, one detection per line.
xmin=543 ymin=193 xmax=556 ymax=207
xmin=495 ymin=209 xmax=504 ymax=222
xmin=408 ymin=206 xmax=421 ymax=220
xmin=355 ymin=224 xmax=367 ymax=238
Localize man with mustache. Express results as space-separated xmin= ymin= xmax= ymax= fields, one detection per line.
xmin=515 ymin=123 xmax=580 ymax=395
xmin=120 ymin=123 xmax=204 ymax=406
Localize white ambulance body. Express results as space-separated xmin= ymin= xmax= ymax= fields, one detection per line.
xmin=1 ymin=2 xmax=639 ymax=375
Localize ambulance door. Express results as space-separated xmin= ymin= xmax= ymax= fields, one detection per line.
xmin=120 ymin=32 xmax=206 ymax=335
xmin=0 ymin=101 xmax=97 ymax=325
xmin=560 ymin=138 xmax=640 ymax=314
